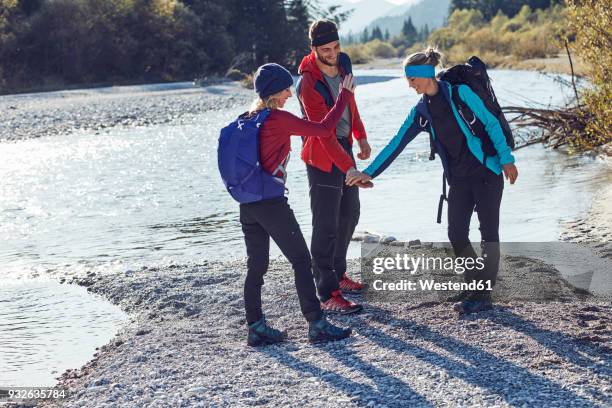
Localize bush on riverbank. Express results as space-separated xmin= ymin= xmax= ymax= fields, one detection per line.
xmin=0 ymin=0 xmax=348 ymax=94
xmin=561 ymin=0 xmax=612 ymax=150
xmin=428 ymin=5 xmax=566 ymax=66
xmin=345 ymin=5 xmax=567 ymax=70
xmin=344 ymin=39 xmax=397 ymax=63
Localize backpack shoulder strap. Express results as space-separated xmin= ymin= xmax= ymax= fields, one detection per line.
xmin=451 ymin=85 xmax=495 ymax=165
xmin=451 ymin=85 xmax=479 ymax=135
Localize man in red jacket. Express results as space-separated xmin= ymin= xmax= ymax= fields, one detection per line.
xmin=296 ymin=19 xmax=371 ymax=314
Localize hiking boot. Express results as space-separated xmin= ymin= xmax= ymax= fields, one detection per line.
xmin=445 ymin=290 xmax=472 ymax=303
xmin=320 ymin=290 xmax=363 ymax=315
xmin=247 ymin=317 xmax=287 ymax=347
xmin=339 ymin=273 xmax=364 ymax=293
xmin=454 ymin=294 xmax=493 ymax=315
xmin=308 ymin=318 xmax=352 ymax=343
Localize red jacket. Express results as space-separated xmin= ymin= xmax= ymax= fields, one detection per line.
xmin=259 ymin=89 xmax=353 ymax=176
xmin=297 ymin=51 xmax=367 ymax=173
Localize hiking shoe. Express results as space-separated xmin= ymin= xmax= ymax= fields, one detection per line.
xmin=339 ymin=273 xmax=364 ymax=293
xmin=247 ymin=317 xmax=287 ymax=347
xmin=445 ymin=290 xmax=473 ymax=303
xmin=454 ymin=296 xmax=493 ymax=315
xmin=308 ymin=318 xmax=352 ymax=343
xmin=320 ymin=290 xmax=363 ymax=314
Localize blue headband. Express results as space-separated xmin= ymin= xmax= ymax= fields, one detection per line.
xmin=404 ymin=65 xmax=435 ymax=78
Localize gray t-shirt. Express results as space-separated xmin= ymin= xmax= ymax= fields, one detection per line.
xmin=323 ymin=73 xmax=352 ymax=139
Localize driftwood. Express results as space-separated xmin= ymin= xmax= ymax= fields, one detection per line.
xmin=501 ymin=42 xmax=595 ymax=151
xmin=502 ymin=105 xmax=590 ymax=150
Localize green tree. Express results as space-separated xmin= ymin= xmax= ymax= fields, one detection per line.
xmin=565 ymin=0 xmax=612 ymax=149
xmin=360 ymin=27 xmax=369 ymax=43
xmin=371 ymin=26 xmax=383 ymax=41
xmin=285 ymin=0 xmax=311 ymax=69
xmin=450 ymin=0 xmax=561 ymax=20
xmin=0 ymin=0 xmax=19 ymax=88
xmin=0 ymin=0 xmax=353 ymax=92
xmin=225 ymin=0 xmax=289 ymax=71
xmin=401 ymin=16 xmax=418 ymax=45
xmin=417 ymin=23 xmax=430 ymax=42
xmin=308 ymin=0 xmax=352 ymax=27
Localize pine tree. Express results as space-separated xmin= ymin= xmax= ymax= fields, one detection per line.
xmin=360 ymin=27 xmax=369 ymax=43
xmin=286 ymin=0 xmax=311 ymax=70
xmin=371 ymin=26 xmax=383 ymax=41
xmin=401 ymin=16 xmax=417 ymax=46
xmin=225 ymin=0 xmax=289 ymax=70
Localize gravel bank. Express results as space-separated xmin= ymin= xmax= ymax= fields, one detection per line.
xmin=24 ymin=245 xmax=609 ymax=408
xmin=0 ymin=81 xmax=251 ymax=142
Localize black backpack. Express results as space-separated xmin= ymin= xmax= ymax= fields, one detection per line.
xmin=430 ymin=56 xmax=515 ymax=224
xmin=434 ymin=56 xmax=515 ymax=162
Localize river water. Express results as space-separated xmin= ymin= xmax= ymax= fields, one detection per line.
xmin=1 ymin=69 xmax=607 ymax=279
xmin=0 ymin=69 xmax=609 ymax=386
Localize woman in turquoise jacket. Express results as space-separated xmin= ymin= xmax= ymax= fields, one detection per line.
xmin=347 ymin=48 xmax=519 ymax=314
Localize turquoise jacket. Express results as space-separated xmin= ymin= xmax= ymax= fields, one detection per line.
xmin=364 ymin=81 xmax=515 ymax=179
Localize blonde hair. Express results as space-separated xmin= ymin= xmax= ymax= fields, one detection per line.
xmin=403 ymin=46 xmax=443 ymax=68
xmin=248 ymin=89 xmax=285 ymax=115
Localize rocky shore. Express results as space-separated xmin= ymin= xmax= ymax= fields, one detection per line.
xmin=28 ymin=253 xmax=609 ymax=408
xmin=0 ymin=81 xmax=251 ymax=143
xmin=30 ymin=189 xmax=611 ymax=408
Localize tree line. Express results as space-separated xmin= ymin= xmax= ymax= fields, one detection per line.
xmin=344 ymin=17 xmax=430 ymax=49
xmin=0 ymin=0 xmax=346 ymax=93
xmin=449 ymin=0 xmax=563 ymax=20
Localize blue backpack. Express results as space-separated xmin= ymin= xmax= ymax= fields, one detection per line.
xmin=218 ymin=109 xmax=285 ymax=203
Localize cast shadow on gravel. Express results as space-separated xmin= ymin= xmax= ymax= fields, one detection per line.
xmin=346 ymin=305 xmax=603 ymax=407
xmin=260 ymin=343 xmax=434 ymax=407
xmin=484 ymin=307 xmax=611 ymax=373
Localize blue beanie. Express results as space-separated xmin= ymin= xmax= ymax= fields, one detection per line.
xmin=254 ymin=63 xmax=293 ymax=99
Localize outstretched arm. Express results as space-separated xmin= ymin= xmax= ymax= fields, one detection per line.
xmin=358 ymin=106 xmax=422 ymax=180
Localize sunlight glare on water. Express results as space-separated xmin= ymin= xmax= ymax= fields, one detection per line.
xmin=0 ymin=70 xmax=608 ymax=279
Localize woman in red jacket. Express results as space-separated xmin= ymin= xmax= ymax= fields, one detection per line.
xmin=241 ymin=63 xmax=356 ymax=346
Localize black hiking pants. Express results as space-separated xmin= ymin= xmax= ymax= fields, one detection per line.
xmin=240 ymin=197 xmax=323 ymax=324
xmin=307 ymin=138 xmax=360 ymax=302
xmin=447 ymin=167 xmax=504 ymax=297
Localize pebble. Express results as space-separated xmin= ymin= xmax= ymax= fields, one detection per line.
xmin=23 ymin=85 xmax=610 ymax=408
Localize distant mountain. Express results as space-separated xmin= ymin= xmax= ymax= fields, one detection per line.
xmin=316 ymin=0 xmax=397 ymax=35
xmin=383 ymin=0 xmax=422 ymax=18
xmin=365 ymin=0 xmax=451 ymax=37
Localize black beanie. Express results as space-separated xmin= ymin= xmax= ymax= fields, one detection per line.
xmin=253 ymin=63 xmax=294 ymax=99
